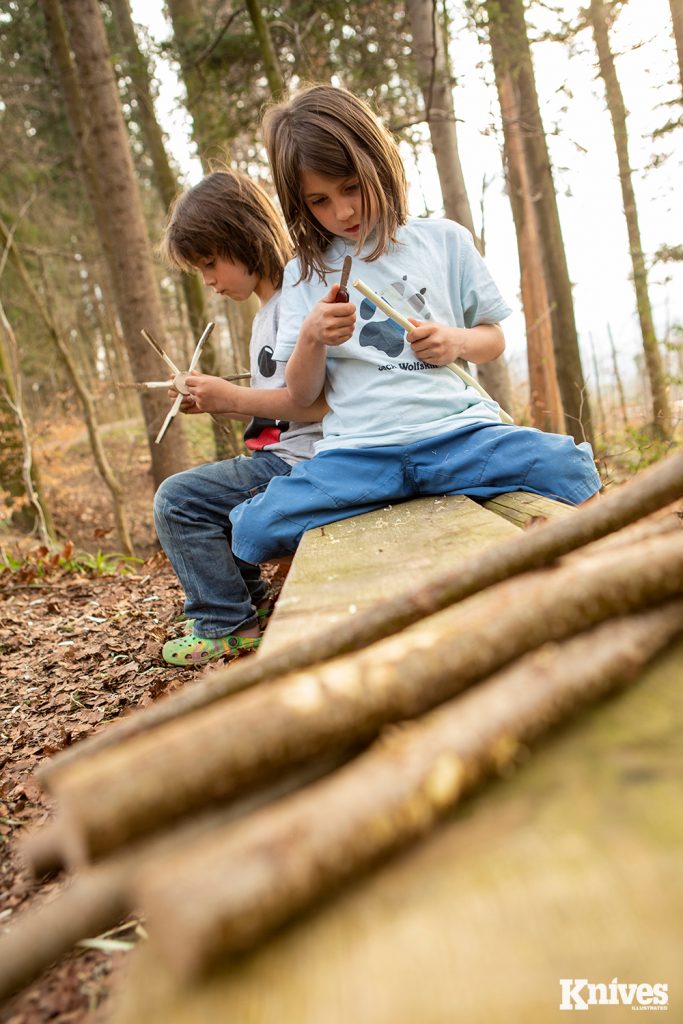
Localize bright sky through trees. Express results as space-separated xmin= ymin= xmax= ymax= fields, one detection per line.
xmin=132 ymin=0 xmax=683 ymax=384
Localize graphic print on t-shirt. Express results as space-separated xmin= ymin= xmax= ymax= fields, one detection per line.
xmin=358 ymin=275 xmax=433 ymax=358
xmin=257 ymin=344 xmax=277 ymax=378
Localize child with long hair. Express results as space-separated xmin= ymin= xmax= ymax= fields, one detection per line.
xmin=155 ymin=169 xmax=325 ymax=665
xmin=229 ymin=86 xmax=600 ymax=564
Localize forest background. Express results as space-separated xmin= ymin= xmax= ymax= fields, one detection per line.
xmin=0 ymin=2 xmax=682 ymax=1020
xmin=0 ymin=0 xmax=682 ymax=558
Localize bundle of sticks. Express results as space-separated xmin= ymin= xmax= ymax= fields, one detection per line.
xmin=1 ymin=450 xmax=682 ymax=1001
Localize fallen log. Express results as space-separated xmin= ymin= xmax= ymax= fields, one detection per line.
xmin=43 ymin=530 xmax=683 ymax=866
xmin=138 ymin=599 xmax=683 ymax=979
xmin=36 ymin=448 xmax=683 ymax=782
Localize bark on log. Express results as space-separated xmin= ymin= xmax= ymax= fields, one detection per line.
xmin=138 ymin=600 xmax=683 ymax=979
xmin=0 ymin=863 xmax=131 ymax=1006
xmin=2 ymin=751 xmax=355 ymax=1003
xmin=45 ymin=531 xmax=683 ymax=866
xmin=37 ymin=450 xmax=683 ymax=781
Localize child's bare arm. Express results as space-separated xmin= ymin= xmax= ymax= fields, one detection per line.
xmin=180 ymin=373 xmax=328 ymax=421
xmin=286 ymin=283 xmax=356 ymax=405
xmin=406 ymin=320 xmax=505 ymax=366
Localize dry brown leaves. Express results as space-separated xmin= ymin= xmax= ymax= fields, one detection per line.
xmin=0 ymin=552 xmax=252 ymax=1024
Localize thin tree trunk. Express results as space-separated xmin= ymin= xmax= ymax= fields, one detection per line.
xmin=244 ymin=0 xmax=284 ymax=96
xmin=139 ymin=599 xmax=683 ymax=977
xmin=106 ymin=0 xmax=215 ymax=369
xmin=487 ymin=0 xmax=594 ymax=447
xmin=589 ymin=332 xmax=607 ymax=436
xmin=607 ymin=322 xmax=629 ymax=430
xmin=405 ymin=0 xmax=476 ymax=234
xmin=108 ymin=0 xmax=228 ymax=455
xmin=495 ymin=71 xmax=564 ymax=432
xmin=670 ymin=0 xmax=683 ymax=94
xmin=0 ymin=302 xmax=54 ymax=543
xmin=406 ymin=0 xmax=512 ymax=411
xmin=37 ymin=447 xmax=683 ymax=782
xmin=0 ymin=220 xmax=135 ymax=554
xmin=43 ymin=0 xmax=189 ymax=485
xmin=164 ymin=0 xmax=229 ymax=165
xmin=43 ymin=529 xmax=683 ymax=865
xmin=589 ymin=0 xmax=672 ymax=438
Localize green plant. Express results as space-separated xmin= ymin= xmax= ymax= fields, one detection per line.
xmin=0 ymin=540 xmax=143 ymax=582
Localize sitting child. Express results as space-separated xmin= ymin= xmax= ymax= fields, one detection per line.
xmin=155 ymin=169 xmax=325 ymax=665
xmin=228 ymin=85 xmax=601 ymax=565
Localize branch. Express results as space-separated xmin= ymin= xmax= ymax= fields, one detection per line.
xmin=36 ymin=448 xmax=683 ymax=782
xmin=139 ymin=600 xmax=683 ymax=978
xmin=42 ymin=528 xmax=683 ymax=866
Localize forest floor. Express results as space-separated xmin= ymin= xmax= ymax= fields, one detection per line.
xmin=0 ymin=413 xmax=271 ymax=1023
xmin=0 ymin=410 xmax=676 ymax=1023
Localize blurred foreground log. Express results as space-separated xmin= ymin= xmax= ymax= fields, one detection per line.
xmin=36 ymin=449 xmax=683 ymax=781
xmin=0 ymin=751 xmax=355 ymax=1004
xmin=138 ymin=599 xmax=683 ymax=979
xmin=41 ymin=529 xmax=683 ymax=866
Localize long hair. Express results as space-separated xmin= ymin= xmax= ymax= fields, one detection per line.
xmin=262 ymin=85 xmax=408 ymax=282
xmin=159 ymin=168 xmax=292 ymax=288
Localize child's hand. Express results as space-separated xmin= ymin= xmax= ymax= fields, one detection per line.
xmin=181 ymin=372 xmax=241 ymax=414
xmin=302 ymin=284 xmax=356 ymax=347
xmin=406 ymin=320 xmax=467 ymax=365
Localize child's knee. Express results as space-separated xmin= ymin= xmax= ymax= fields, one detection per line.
xmin=153 ymin=474 xmax=184 ymax=524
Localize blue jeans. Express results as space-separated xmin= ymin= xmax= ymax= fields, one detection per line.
xmin=153 ymin=451 xmax=292 ymax=638
xmin=230 ymin=422 xmax=601 ymax=563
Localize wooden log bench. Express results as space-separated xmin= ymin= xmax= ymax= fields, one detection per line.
xmin=111 ymin=491 xmax=682 ymax=1023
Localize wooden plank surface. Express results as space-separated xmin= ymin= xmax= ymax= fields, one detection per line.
xmin=262 ymin=495 xmax=520 ymax=653
xmin=483 ymin=490 xmax=576 ymax=526
xmin=113 ymin=637 xmax=683 ymax=1024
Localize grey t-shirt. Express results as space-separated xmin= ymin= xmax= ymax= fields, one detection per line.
xmin=244 ymin=291 xmax=321 ymax=465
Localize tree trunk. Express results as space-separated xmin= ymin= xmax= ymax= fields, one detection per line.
xmin=164 ymin=0 xmax=229 ymax=165
xmin=108 ymin=0 xmax=208 ymax=344
xmin=588 ymin=0 xmax=672 ymax=438
xmin=495 ymin=70 xmax=565 ymax=432
xmin=486 ymin=0 xmax=594 ymax=447
xmin=670 ymin=0 xmax=683 ymax=94
xmin=45 ymin=0 xmax=189 ymax=486
xmin=244 ymin=0 xmax=284 ymax=96
xmin=405 ymin=0 xmax=512 ymax=412
xmin=0 ymin=306 xmax=55 ymax=540
xmin=107 ymin=0 xmax=229 ymax=452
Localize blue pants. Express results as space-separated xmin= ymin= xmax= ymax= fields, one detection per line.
xmin=153 ymin=451 xmax=292 ymax=637
xmin=230 ymin=422 xmax=601 ymax=563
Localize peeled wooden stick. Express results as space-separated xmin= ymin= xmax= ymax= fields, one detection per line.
xmin=36 ymin=449 xmax=683 ymax=783
xmin=139 ymin=600 xmax=683 ymax=978
xmin=353 ymin=277 xmax=514 ymax=423
xmin=44 ymin=531 xmax=683 ymax=866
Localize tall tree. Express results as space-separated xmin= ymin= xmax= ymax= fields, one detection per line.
xmin=404 ymin=0 xmax=512 ymax=413
xmin=245 ymin=0 xmax=285 ymax=97
xmin=484 ymin=0 xmax=594 ymax=447
xmin=588 ymin=0 xmax=672 ymax=438
xmin=670 ymin=0 xmax=683 ymax=93
xmin=46 ymin=0 xmax=189 ymax=485
xmin=495 ymin=72 xmax=564 ymax=432
xmin=107 ymin=0 xmax=208 ymax=344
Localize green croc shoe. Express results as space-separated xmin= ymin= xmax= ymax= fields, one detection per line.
xmin=162 ymin=632 xmax=261 ymax=666
xmin=178 ymin=601 xmax=274 ymax=637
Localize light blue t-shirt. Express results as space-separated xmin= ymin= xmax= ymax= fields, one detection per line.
xmin=274 ymin=217 xmax=512 ymax=452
